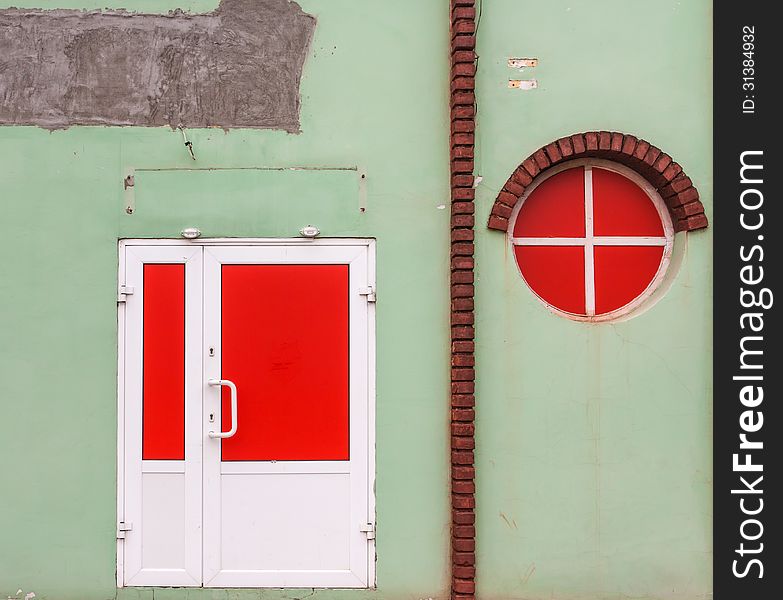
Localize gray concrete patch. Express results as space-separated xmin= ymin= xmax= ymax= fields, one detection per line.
xmin=0 ymin=0 xmax=315 ymax=130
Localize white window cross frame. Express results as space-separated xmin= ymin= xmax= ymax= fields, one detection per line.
xmin=509 ymin=160 xmax=675 ymax=320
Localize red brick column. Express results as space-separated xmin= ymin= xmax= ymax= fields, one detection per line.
xmin=450 ymin=1 xmax=477 ymax=599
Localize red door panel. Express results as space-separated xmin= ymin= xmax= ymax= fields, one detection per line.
xmin=221 ymin=264 xmax=350 ymax=461
xmin=142 ymin=264 xmax=186 ymax=460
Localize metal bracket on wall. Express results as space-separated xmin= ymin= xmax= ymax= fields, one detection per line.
xmin=358 ymin=167 xmax=368 ymax=213
xmin=508 ymin=57 xmax=538 ymax=69
xmin=508 ymin=57 xmax=538 ymax=90
xmin=123 ymin=168 xmax=136 ymax=215
xmin=508 ymin=79 xmax=538 ymax=90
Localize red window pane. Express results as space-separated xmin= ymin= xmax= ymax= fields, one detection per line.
xmin=594 ymin=246 xmax=664 ymax=315
xmin=143 ymin=264 xmax=185 ymax=460
xmin=513 ymin=167 xmax=585 ymax=238
xmin=515 ymin=246 xmax=585 ymax=315
xmin=221 ymin=264 xmax=349 ymax=461
xmin=592 ymin=167 xmax=664 ymax=236
xmin=512 ymin=162 xmax=671 ymax=318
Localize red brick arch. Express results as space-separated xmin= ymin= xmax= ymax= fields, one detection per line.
xmin=487 ymin=132 xmax=708 ymax=233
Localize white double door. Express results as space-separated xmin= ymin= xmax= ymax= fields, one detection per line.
xmin=118 ymin=241 xmax=374 ymax=588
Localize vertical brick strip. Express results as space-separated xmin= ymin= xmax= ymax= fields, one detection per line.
xmin=450 ymin=1 xmax=476 ymax=598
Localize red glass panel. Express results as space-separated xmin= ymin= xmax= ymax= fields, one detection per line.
xmin=513 ymin=167 xmax=585 ymax=238
xmin=592 ymin=167 xmax=664 ymax=236
xmin=515 ymin=246 xmax=585 ymax=315
xmin=221 ymin=265 xmax=349 ymax=461
xmin=594 ymin=246 xmax=664 ymax=315
xmin=142 ymin=264 xmax=185 ymax=460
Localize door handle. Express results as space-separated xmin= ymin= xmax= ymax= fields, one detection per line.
xmin=207 ymin=379 xmax=238 ymax=439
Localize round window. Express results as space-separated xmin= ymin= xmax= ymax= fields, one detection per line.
xmin=509 ymin=160 xmax=674 ymax=321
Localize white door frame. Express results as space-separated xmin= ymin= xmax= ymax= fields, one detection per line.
xmin=117 ymin=238 xmax=376 ymax=588
xmin=119 ymin=245 xmax=204 ymax=586
xmin=203 ymin=243 xmax=372 ymax=587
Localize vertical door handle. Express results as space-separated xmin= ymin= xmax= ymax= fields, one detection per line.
xmin=207 ymin=379 xmax=238 ymax=438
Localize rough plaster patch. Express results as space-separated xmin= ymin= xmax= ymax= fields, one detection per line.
xmin=0 ymin=0 xmax=315 ymax=130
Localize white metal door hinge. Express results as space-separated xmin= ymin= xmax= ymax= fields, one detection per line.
xmin=118 ymin=285 xmax=135 ymax=302
xmin=359 ymin=286 xmax=376 ymax=302
xmin=117 ymin=521 xmax=133 ymax=539
xmin=359 ymin=522 xmax=376 ymax=540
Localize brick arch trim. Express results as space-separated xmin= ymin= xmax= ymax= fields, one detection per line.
xmin=487 ymin=132 xmax=709 ymax=233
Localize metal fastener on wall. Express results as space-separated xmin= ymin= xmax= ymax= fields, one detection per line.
xmin=299 ymin=225 xmax=320 ymax=238
xmin=508 ymin=79 xmax=538 ymax=90
xmin=181 ymin=227 xmax=202 ymax=239
xmin=508 ymin=57 xmax=538 ymax=69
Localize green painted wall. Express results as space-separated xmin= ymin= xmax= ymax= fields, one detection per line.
xmin=1 ymin=1 xmax=713 ymax=599
xmin=473 ymin=1 xmax=712 ymax=599
xmin=0 ymin=1 xmax=450 ymax=599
